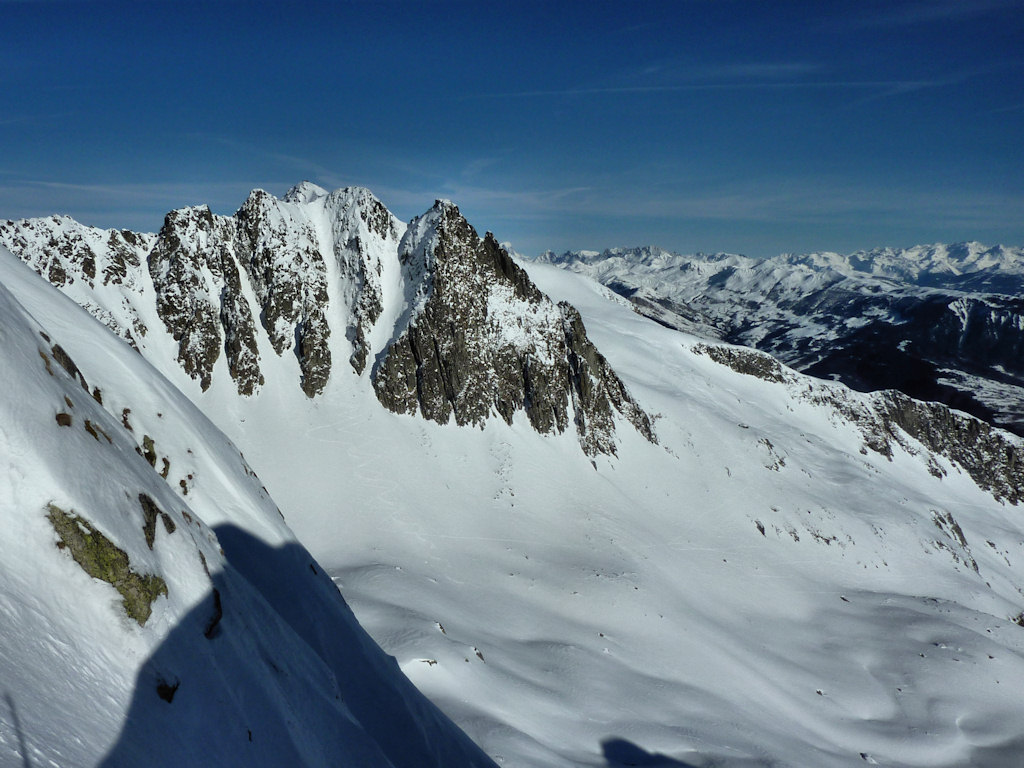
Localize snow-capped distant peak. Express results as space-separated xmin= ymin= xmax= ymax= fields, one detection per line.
xmin=282 ymin=180 xmax=330 ymax=204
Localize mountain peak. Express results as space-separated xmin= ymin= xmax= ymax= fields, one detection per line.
xmin=376 ymin=200 xmax=655 ymax=455
xmin=1 ymin=185 xmax=655 ymax=456
xmin=282 ymin=180 xmax=329 ymax=204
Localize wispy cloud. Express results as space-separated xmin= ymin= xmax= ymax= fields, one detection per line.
xmin=192 ymin=135 xmax=352 ymax=190
xmin=399 ymin=174 xmax=1024 ymax=236
xmin=642 ymin=61 xmax=825 ymax=82
xmin=0 ymin=111 xmax=78 ymax=127
xmin=365 ymin=180 xmax=593 ymax=225
xmin=480 ymin=78 xmax=960 ymax=99
xmin=474 ymin=55 xmax=965 ymax=104
xmin=498 ymin=177 xmax=1024 ymax=256
xmin=4 ymin=173 xmax=1020 ymax=259
xmin=21 ymin=179 xmax=269 ymax=205
xmin=843 ymin=0 xmax=1022 ymax=29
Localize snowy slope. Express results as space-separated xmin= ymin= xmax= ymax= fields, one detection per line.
xmin=0 ymin=248 xmax=495 ymax=768
xmin=5 ymin=189 xmax=1024 ymax=767
xmin=538 ymin=245 xmax=1024 ymax=436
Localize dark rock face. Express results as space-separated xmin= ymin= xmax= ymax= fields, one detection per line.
xmin=348 ymin=196 xmax=394 ymax=373
xmin=0 ymin=187 xmax=403 ymax=399
xmin=4 ymin=188 xmax=655 ymax=455
xmin=373 ymin=201 xmax=655 ymax=455
xmin=149 ymin=206 xmax=264 ymax=395
xmin=693 ymin=343 xmax=786 ymax=383
xmin=798 ymin=294 xmax=1024 ymax=436
xmin=234 ymin=189 xmax=331 ymax=396
xmin=876 ymin=391 xmax=1022 ymax=506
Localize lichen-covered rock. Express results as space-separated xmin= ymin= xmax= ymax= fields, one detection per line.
xmin=373 ymin=201 xmax=655 ymax=455
xmin=48 ymin=503 xmax=167 ymax=626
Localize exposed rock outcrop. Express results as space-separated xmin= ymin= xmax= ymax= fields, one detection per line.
xmin=875 ymin=390 xmax=1022 ymax=506
xmin=312 ymin=185 xmax=404 ymax=375
xmin=373 ymin=201 xmax=655 ymax=455
xmin=0 ymin=215 xmax=154 ymax=290
xmin=48 ymin=503 xmax=168 ymax=626
xmin=697 ymin=341 xmax=1024 ymax=504
xmin=149 ymin=206 xmax=264 ymax=395
xmin=234 ymin=189 xmax=331 ymax=396
xmin=3 ymin=188 xmax=655 ymax=455
xmin=0 ymin=216 xmax=154 ymax=347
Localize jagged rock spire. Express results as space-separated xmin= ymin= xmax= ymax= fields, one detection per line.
xmin=372 ymin=201 xmax=655 ymax=455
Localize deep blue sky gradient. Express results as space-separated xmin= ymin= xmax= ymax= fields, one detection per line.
xmin=2 ymin=0 xmax=1022 ymax=256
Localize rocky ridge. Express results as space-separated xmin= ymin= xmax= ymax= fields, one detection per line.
xmin=695 ymin=342 xmax=1023 ymax=506
xmin=0 ymin=215 xmax=155 ymax=346
xmin=373 ymin=201 xmax=655 ymax=455
xmin=2 ymin=187 xmax=654 ymax=456
xmin=149 ymin=205 xmax=265 ymax=394
xmin=1 ymin=185 xmax=405 ymax=399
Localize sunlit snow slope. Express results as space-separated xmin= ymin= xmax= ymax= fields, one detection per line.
xmin=0 ymin=250 xmax=495 ymax=768
xmin=4 ymin=187 xmax=1024 ymax=768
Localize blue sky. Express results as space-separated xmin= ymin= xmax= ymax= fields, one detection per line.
xmin=2 ymin=0 xmax=1023 ymax=257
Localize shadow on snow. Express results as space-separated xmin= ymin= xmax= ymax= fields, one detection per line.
xmin=602 ymin=737 xmax=699 ymax=767
xmin=97 ymin=524 xmax=496 ymax=768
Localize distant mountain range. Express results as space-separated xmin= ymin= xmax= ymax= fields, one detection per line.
xmin=537 ymin=242 xmax=1024 ymax=436
xmin=2 ymin=185 xmax=1024 ymax=767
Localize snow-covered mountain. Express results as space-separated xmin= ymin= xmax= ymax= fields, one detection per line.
xmin=4 ymin=186 xmax=1024 ymax=767
xmin=0 ymin=185 xmax=652 ymax=456
xmin=0 ymin=250 xmax=496 ymax=767
xmin=538 ymin=244 xmax=1024 ymax=436
xmin=784 ymin=242 xmax=1024 ymax=294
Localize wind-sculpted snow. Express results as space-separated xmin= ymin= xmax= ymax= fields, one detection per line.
xmin=541 ymin=244 xmax=1024 ymax=436
xmin=373 ymin=201 xmax=655 ymax=455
